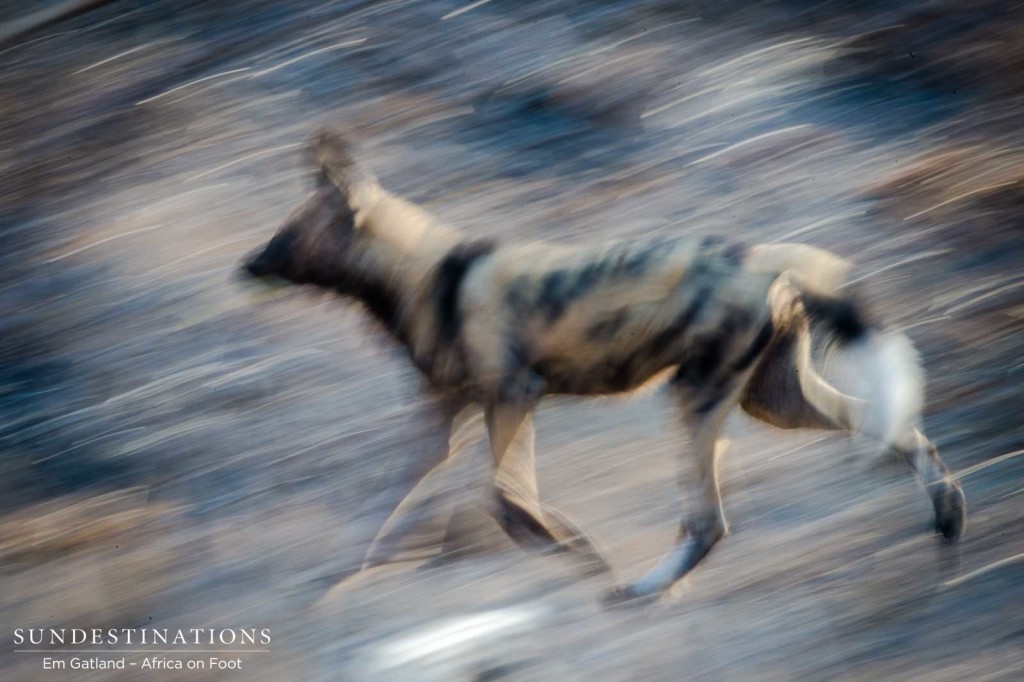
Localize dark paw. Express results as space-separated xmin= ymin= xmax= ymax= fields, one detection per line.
xmin=601 ymin=584 xmax=658 ymax=609
xmin=933 ymin=482 xmax=966 ymax=543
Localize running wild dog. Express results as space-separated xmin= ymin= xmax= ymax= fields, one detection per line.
xmin=242 ymin=129 xmax=965 ymax=604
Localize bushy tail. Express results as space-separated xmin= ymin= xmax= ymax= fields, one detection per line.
xmin=801 ymin=290 xmax=924 ymax=445
xmin=747 ymin=242 xmax=924 ymax=445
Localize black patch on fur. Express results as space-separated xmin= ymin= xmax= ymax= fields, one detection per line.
xmin=537 ymin=239 xmax=676 ymax=324
xmin=674 ymin=336 xmax=724 ymax=388
xmin=497 ymin=337 xmax=546 ymax=403
xmin=604 ymin=356 xmax=642 ymax=393
xmin=587 ymin=310 xmax=629 ymax=342
xmin=538 ymin=271 xmax=570 ymax=321
xmin=530 ymin=359 xmax=559 ymax=388
xmin=352 ymin=278 xmax=405 ymax=340
xmin=722 ymin=304 xmax=753 ymax=333
xmin=689 ymin=318 xmax=773 ymax=414
xmin=533 ymin=355 xmax=639 ymax=395
xmin=498 ymin=369 xmax=546 ymax=404
xmin=801 ymin=292 xmax=868 ymax=344
xmin=436 ymin=240 xmax=496 ymax=342
xmin=650 ymin=283 xmax=713 ymax=356
xmin=505 ymin=277 xmax=532 ymax=316
xmin=674 ymin=302 xmax=757 ymax=388
xmin=575 ymin=261 xmax=605 ymax=293
xmin=731 ymin=318 xmax=774 ymax=373
xmin=620 ymin=238 xmax=671 ymax=275
xmin=722 ymin=242 xmax=747 ymax=267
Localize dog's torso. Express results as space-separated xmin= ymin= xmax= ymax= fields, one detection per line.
xmin=413 ymin=234 xmax=778 ymax=400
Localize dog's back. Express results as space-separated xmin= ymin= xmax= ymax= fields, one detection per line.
xmin=458 ymin=235 xmax=777 ymax=397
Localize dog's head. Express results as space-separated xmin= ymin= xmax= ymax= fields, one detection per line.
xmin=242 ymin=128 xmax=373 ymax=290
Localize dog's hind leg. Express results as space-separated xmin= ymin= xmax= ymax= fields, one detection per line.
xmin=790 ymin=331 xmax=962 ymax=540
xmin=891 ymin=428 xmax=965 ymax=541
xmin=743 ymin=305 xmax=964 ymax=542
xmin=485 ymin=401 xmax=612 ymax=576
xmin=606 ymin=379 xmax=742 ymax=604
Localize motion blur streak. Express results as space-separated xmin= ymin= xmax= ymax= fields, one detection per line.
xmin=1 ymin=1 xmax=1022 ymax=680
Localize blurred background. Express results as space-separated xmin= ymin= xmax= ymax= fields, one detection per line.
xmin=1 ymin=1 xmax=1023 ymax=679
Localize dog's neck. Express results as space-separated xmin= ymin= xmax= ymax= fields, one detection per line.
xmin=344 ymin=190 xmax=465 ymax=343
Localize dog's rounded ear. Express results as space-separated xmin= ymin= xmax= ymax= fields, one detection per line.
xmin=305 ymin=127 xmax=365 ymax=193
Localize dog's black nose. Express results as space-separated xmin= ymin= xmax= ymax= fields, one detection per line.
xmin=243 ymin=232 xmax=295 ymax=279
xmin=243 ymin=252 xmax=271 ymax=278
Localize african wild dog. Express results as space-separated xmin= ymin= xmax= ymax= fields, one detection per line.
xmin=242 ymin=128 xmax=965 ymax=604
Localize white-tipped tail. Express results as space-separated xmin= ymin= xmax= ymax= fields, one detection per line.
xmin=824 ymin=330 xmax=924 ymax=445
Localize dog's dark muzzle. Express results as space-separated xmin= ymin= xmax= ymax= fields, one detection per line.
xmin=242 ymin=232 xmax=295 ymax=279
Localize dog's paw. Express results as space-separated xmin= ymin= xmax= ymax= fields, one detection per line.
xmin=601 ymin=584 xmax=659 ymax=609
xmin=933 ymin=481 xmax=966 ymax=543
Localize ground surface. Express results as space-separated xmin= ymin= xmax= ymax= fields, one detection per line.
xmin=1 ymin=1 xmax=1022 ymax=680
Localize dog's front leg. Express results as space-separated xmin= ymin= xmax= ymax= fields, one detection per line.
xmin=485 ymin=400 xmax=612 ymax=576
xmin=357 ymin=391 xmax=469 ymax=571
